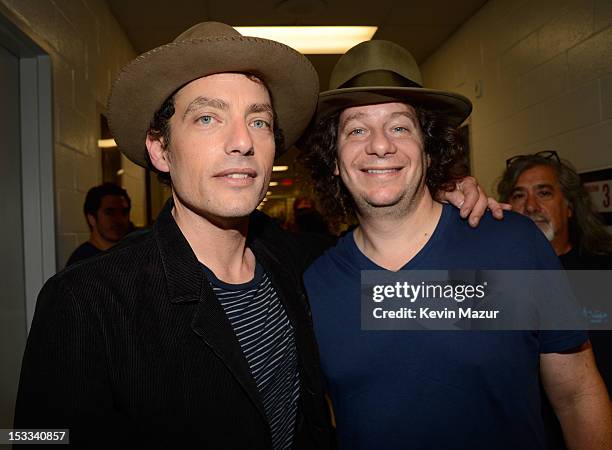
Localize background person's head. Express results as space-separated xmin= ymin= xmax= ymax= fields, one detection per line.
xmin=301 ymin=40 xmax=472 ymax=222
xmin=292 ymin=196 xmax=330 ymax=235
xmin=497 ymin=151 xmax=612 ymax=256
xmin=84 ymin=183 xmax=131 ymax=248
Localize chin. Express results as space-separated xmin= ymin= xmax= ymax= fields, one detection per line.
xmin=363 ymin=191 xmax=404 ymax=208
xmin=225 ymin=200 xmax=263 ymax=217
xmin=215 ymin=192 xmax=263 ymax=215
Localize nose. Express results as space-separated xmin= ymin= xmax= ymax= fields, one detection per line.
xmin=226 ymin=119 xmax=254 ymax=156
xmin=366 ymin=129 xmax=396 ymax=158
xmin=524 ymin=192 xmax=540 ymax=214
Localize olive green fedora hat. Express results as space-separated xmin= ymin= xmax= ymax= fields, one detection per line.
xmin=316 ymin=40 xmax=472 ymax=126
xmin=107 ymin=22 xmax=319 ymax=167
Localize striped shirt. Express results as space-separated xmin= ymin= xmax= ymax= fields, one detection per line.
xmin=202 ymin=263 xmax=300 ymax=450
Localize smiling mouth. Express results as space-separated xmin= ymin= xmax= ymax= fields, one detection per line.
xmin=224 ymin=173 xmax=252 ymax=179
xmin=363 ymin=168 xmax=401 ymax=174
xmin=215 ymin=168 xmax=257 ymax=178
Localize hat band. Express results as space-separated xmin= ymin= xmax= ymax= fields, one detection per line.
xmin=337 ymin=70 xmax=422 ymax=90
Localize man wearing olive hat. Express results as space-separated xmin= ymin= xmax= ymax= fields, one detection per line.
xmin=302 ymin=40 xmax=612 ymax=450
xmin=15 ymin=22 xmax=496 ymax=449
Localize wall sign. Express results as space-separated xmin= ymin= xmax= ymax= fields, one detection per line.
xmin=580 ymin=168 xmax=612 ymax=225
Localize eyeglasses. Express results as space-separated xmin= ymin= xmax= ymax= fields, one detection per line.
xmin=506 ymin=150 xmax=560 ymax=168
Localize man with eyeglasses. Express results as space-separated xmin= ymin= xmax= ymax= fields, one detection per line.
xmin=498 ymin=151 xmax=612 ymax=449
xmin=302 ymin=38 xmax=612 ymax=450
xmin=498 ymin=150 xmax=612 ymax=268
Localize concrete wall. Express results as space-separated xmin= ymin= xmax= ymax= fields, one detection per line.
xmin=421 ymin=0 xmax=612 ymax=194
xmin=0 ymin=0 xmax=141 ymax=268
xmin=121 ymin=154 xmax=146 ymax=227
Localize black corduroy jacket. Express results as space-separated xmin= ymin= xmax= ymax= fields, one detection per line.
xmin=15 ymin=201 xmax=332 ymax=449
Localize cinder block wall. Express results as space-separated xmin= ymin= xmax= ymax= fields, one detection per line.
xmin=421 ymin=0 xmax=612 ymax=194
xmin=0 ymin=0 xmax=142 ymax=268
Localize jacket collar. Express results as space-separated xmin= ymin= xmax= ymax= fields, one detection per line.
xmin=152 ymin=199 xmax=270 ymax=436
xmin=153 ymin=199 xmax=206 ymax=304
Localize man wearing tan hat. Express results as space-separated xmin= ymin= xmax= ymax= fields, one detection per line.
xmin=302 ymin=40 xmax=612 ymax=450
xmin=15 ymin=22 xmax=333 ymax=449
xmin=15 ymin=22 xmax=498 ymax=449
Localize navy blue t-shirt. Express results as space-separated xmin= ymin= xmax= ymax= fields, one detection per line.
xmin=303 ymin=204 xmax=587 ymax=450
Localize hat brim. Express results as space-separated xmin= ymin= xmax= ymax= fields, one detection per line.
xmin=108 ymin=36 xmax=319 ymax=168
xmin=316 ymin=86 xmax=472 ymax=127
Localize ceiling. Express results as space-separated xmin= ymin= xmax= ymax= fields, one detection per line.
xmin=106 ymin=0 xmax=487 ymax=90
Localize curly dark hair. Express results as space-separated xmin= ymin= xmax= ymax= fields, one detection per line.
xmin=300 ymin=106 xmax=469 ymax=222
xmin=146 ymin=95 xmax=176 ymax=185
xmin=497 ymin=156 xmax=612 ymax=255
xmin=145 ymin=74 xmax=285 ymax=186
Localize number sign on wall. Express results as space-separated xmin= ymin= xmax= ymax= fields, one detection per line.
xmin=580 ymin=168 xmax=612 ymax=225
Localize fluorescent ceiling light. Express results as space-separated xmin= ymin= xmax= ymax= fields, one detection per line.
xmin=98 ymin=138 xmax=117 ymax=148
xmin=272 ymin=165 xmax=289 ymax=172
xmin=269 ymin=181 xmax=279 ymax=187
xmin=234 ymin=26 xmax=377 ymax=54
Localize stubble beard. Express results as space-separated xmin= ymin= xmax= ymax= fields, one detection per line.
xmin=354 ymin=173 xmax=427 ymax=222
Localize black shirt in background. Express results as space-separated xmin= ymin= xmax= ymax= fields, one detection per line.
xmin=559 ymin=247 xmax=612 ymax=388
xmin=65 ymin=241 xmax=102 ymax=267
xmin=559 ymin=246 xmax=612 ymax=269
xmin=544 ymin=248 xmax=612 ymax=450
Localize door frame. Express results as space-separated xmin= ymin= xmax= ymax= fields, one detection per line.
xmin=0 ymin=12 xmax=55 ymax=332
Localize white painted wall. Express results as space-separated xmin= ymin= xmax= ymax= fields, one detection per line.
xmin=121 ymin=154 xmax=146 ymax=227
xmin=0 ymin=0 xmax=139 ymax=268
xmin=421 ymin=0 xmax=612 ymax=194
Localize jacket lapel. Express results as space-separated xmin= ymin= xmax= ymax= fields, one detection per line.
xmin=190 ymin=283 xmax=269 ymax=425
xmin=153 ymin=200 xmax=269 ymax=428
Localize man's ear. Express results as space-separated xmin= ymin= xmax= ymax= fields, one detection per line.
xmin=333 ymin=160 xmax=339 ymax=176
xmin=86 ymin=213 xmax=97 ymax=230
xmin=146 ymin=134 xmax=171 ymax=173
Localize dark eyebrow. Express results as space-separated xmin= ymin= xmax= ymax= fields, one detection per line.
xmin=340 ymin=110 xmax=418 ymax=130
xmin=512 ymin=184 xmax=555 ymax=193
xmin=391 ymin=111 xmax=418 ymax=125
xmin=339 ymin=112 xmax=366 ymax=129
xmin=247 ymin=103 xmax=273 ymax=117
xmin=534 ymin=183 xmax=555 ymax=190
xmin=183 ymin=97 xmax=229 ymax=120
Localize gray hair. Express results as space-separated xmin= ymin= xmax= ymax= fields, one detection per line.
xmin=497 ymin=155 xmax=612 ymax=255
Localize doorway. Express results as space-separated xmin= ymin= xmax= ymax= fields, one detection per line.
xmin=0 ymin=12 xmax=54 ymax=430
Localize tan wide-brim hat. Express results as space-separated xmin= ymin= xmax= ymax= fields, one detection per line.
xmin=108 ymin=22 xmax=319 ymax=168
xmin=316 ymin=40 xmax=472 ymax=127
